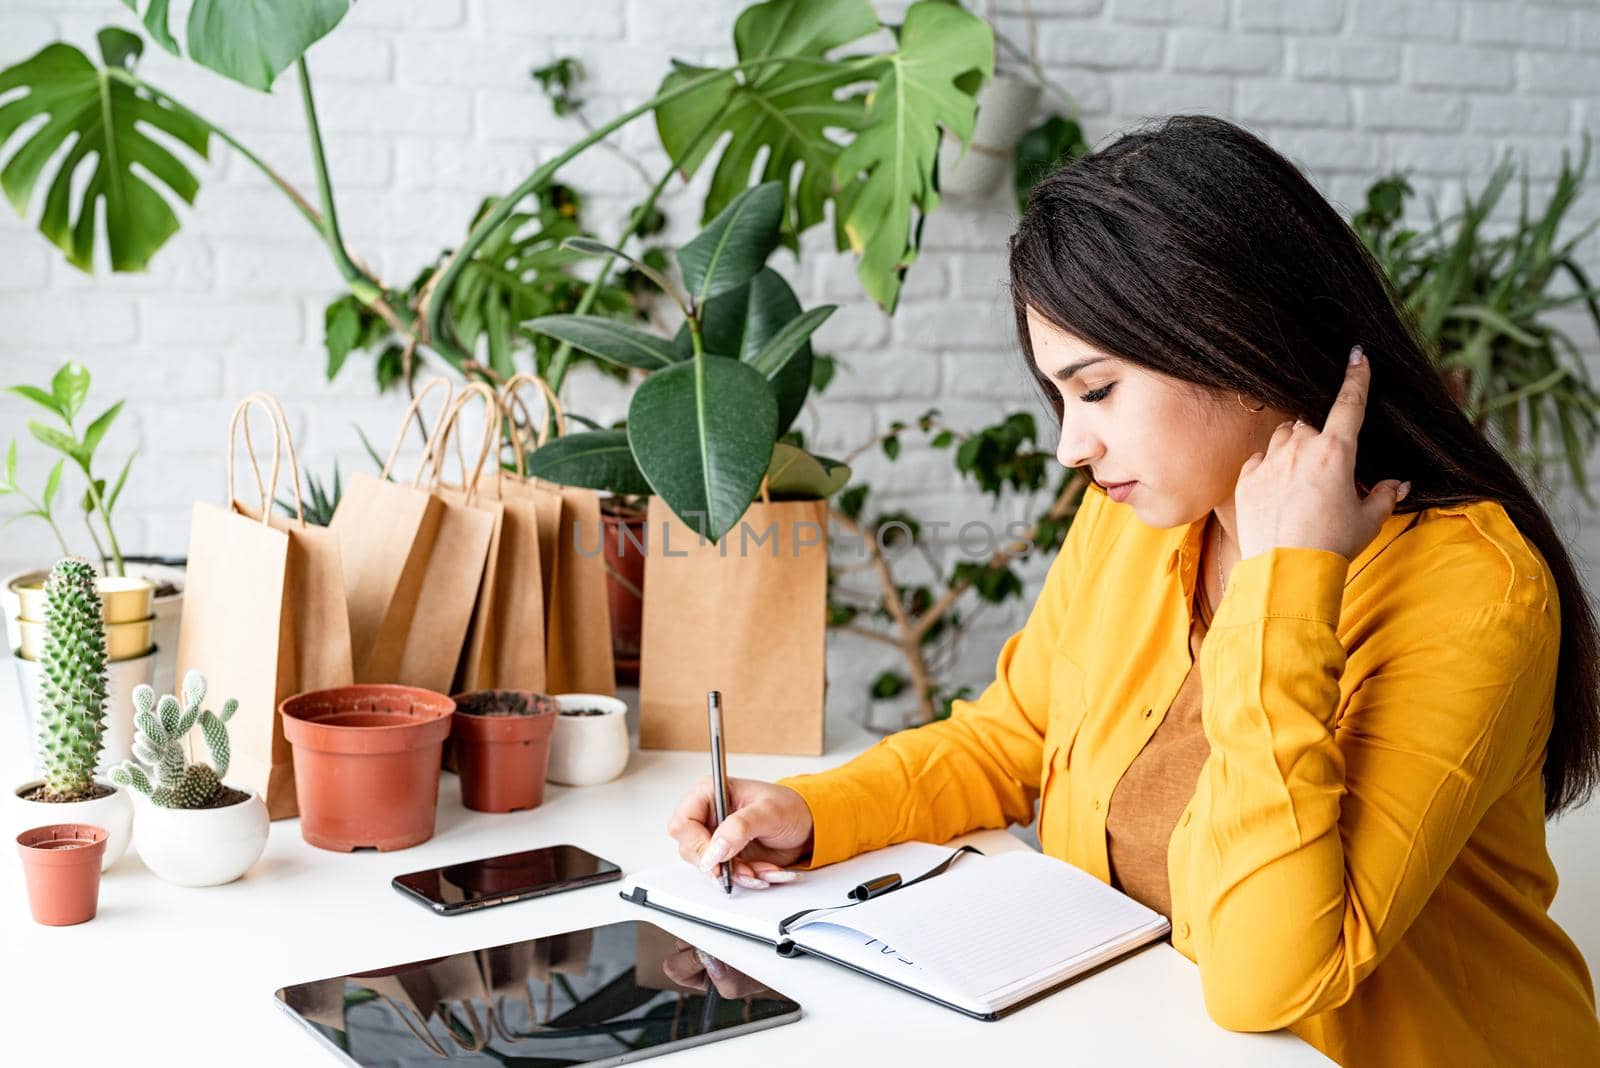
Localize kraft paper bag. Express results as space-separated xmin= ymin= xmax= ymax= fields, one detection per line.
xmin=328 ymin=378 xmax=449 ymax=683
xmin=445 ymin=374 xmax=550 ymax=692
xmin=176 ymin=394 xmax=354 ymax=820
xmin=496 ymin=373 xmax=611 ymax=696
xmin=638 ymin=496 xmax=828 ymax=755
xmin=396 ymin=382 xmax=500 ymax=694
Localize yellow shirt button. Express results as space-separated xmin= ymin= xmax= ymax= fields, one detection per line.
xmin=1092 ymin=798 xmax=1101 ymax=811
xmin=1180 ymin=810 xmax=1192 ymax=828
xmin=1178 ymin=921 xmax=1190 ymax=940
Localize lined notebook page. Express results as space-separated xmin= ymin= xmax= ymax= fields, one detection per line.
xmin=794 ymin=850 xmax=1167 ymax=1003
xmin=620 ymin=840 xmax=961 ymax=941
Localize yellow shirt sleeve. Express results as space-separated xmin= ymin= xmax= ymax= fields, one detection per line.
xmin=1173 ymin=544 xmax=1559 ymax=1031
xmin=775 ymin=484 xmax=1107 ymax=870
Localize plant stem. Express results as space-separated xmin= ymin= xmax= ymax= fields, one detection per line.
xmin=424 ymin=56 xmax=870 ymax=373
xmin=296 ymin=59 xmax=368 ymax=292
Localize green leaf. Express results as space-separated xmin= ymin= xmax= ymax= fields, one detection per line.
xmin=121 ymin=0 xmax=179 ymax=56
xmin=324 ymin=296 xmax=362 ymax=380
xmin=870 ymin=671 xmax=906 ymax=700
xmin=561 ymin=234 xmax=680 ymax=300
xmin=81 ymin=401 xmax=123 ymax=459
xmin=1013 ymin=114 xmax=1089 ymax=213
xmin=3 ymin=384 xmax=62 ymax=418
xmin=676 ymin=181 xmax=786 ymax=305
xmin=50 ymin=363 xmax=90 ymax=422
xmin=525 ymin=314 xmax=681 ymax=371
xmin=654 ymin=0 xmax=879 ymax=241
xmin=125 ymin=0 xmax=352 ymax=92
xmin=833 ymin=1 xmax=993 ymax=311
xmin=3 ymin=440 xmax=15 ymax=488
xmin=27 ymin=420 xmax=83 ymax=466
xmin=673 ymin=268 xmax=818 ymax=434
xmin=0 ymin=42 xmax=211 ymax=272
xmin=627 ymin=355 xmax=778 ymax=542
xmin=81 ymin=478 xmax=107 ymax=514
xmin=525 ymin=429 xmax=653 ymax=497
xmin=96 ymin=27 xmax=144 ymax=72
xmin=107 ymin=449 xmax=137 ymax=512
xmin=749 ymin=305 xmax=835 ymax=377
xmin=42 ymin=458 xmax=63 ymax=509
xmin=764 ymin=442 xmax=851 ymax=499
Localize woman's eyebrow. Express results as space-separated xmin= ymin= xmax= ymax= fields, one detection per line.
xmin=1053 ymin=357 xmax=1109 ymax=382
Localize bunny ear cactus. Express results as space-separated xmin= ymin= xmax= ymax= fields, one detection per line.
xmin=36 ymin=556 xmax=109 ymax=801
xmin=110 ymin=669 xmax=239 ymax=809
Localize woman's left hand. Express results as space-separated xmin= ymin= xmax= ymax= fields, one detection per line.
xmin=1234 ymin=347 xmax=1410 ymax=563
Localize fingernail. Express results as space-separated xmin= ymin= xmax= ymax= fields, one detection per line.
xmin=734 ymin=874 xmax=768 ymax=890
xmin=693 ymin=948 xmax=715 ymax=968
xmin=759 ymin=870 xmax=797 ymax=883
xmin=1349 ymin=345 xmax=1364 ymax=366
xmin=1398 ymin=480 xmax=1411 ymax=498
xmin=698 ymin=839 xmax=729 ymax=871
xmin=705 ymin=958 xmax=727 ymax=978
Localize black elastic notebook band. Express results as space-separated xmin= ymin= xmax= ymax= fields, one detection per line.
xmin=774 ymin=844 xmax=983 ymax=941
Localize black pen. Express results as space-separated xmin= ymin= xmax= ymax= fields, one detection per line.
xmin=708 ymin=690 xmax=733 ymax=895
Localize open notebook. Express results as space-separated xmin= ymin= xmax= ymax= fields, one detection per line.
xmin=619 ymin=841 xmax=1170 ymax=1020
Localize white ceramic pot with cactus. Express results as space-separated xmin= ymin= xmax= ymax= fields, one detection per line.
xmin=8 ymin=558 xmax=132 ymax=871
xmin=110 ymin=671 xmax=269 ymax=887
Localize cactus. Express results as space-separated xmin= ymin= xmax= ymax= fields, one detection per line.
xmin=109 ymin=670 xmax=239 ymax=809
xmin=36 ymin=557 xmax=109 ymax=801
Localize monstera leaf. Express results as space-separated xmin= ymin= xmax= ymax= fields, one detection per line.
xmin=122 ymin=0 xmax=351 ymax=92
xmin=0 ymin=31 xmax=210 ymax=273
xmin=654 ymin=0 xmax=877 ymax=244
xmin=834 ymin=2 xmax=993 ymax=311
xmin=627 ymin=356 xmax=779 ymax=543
xmin=653 ymin=0 xmax=992 ymax=313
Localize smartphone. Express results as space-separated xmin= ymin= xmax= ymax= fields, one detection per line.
xmin=391 ymin=844 xmax=622 ymax=915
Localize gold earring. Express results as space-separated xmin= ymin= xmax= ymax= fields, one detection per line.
xmin=1236 ymin=393 xmax=1266 ymax=413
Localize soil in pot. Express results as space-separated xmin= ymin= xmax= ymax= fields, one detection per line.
xmin=17 ymin=823 xmax=107 ymax=926
xmin=18 ymin=782 xmax=115 ymax=805
xmin=280 ymin=685 xmax=454 ymax=852
xmin=451 ymin=690 xmax=559 ymax=814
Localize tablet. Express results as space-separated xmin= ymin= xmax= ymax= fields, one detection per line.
xmin=274 ymin=919 xmax=802 ymax=1066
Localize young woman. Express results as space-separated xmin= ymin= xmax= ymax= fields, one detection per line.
xmin=664 ymin=115 xmax=1600 ymax=1065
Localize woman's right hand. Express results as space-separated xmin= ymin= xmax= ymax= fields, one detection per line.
xmin=666 ymin=776 xmax=815 ymax=890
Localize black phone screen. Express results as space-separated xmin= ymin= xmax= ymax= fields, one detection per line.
xmin=392 ymin=844 xmax=622 ymax=914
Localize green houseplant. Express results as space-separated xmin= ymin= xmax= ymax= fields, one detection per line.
xmin=8 ymin=557 xmax=133 ymax=870
xmin=0 ymin=0 xmax=994 ymax=409
xmin=110 ymin=670 xmax=269 ymax=885
xmin=1353 ymin=136 xmax=1600 ymax=503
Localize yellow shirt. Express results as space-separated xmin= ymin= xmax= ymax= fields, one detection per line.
xmin=777 ymin=482 xmax=1600 ymax=1066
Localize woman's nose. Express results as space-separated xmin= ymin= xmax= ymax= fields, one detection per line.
xmin=1057 ymin=426 xmax=1101 ymax=471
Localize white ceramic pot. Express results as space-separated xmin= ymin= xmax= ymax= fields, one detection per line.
xmin=131 ymin=788 xmax=269 ymax=886
xmin=548 ymin=694 xmax=631 ymax=786
xmin=9 ymin=779 xmax=133 ymax=871
xmin=13 ymin=647 xmax=155 ymax=778
xmin=936 ymin=72 xmax=1044 ymax=199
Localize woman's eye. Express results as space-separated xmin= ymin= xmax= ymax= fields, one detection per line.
xmin=1078 ymin=383 xmax=1114 ymax=403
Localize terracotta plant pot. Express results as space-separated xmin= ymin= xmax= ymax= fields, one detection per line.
xmin=450 ymin=690 xmax=560 ymax=813
xmin=601 ymin=507 xmax=647 ymax=685
xmin=9 ymin=779 xmax=132 ymax=871
xmin=16 ymin=823 xmax=107 ymax=926
xmin=280 ymin=685 xmax=454 ymax=852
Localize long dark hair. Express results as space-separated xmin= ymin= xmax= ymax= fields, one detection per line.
xmin=1008 ymin=114 xmax=1599 ymax=818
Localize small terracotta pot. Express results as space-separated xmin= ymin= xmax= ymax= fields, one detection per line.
xmin=16 ymin=823 xmax=107 ymax=926
xmin=601 ymin=508 xmax=647 ymax=685
xmin=450 ymin=690 xmax=560 ymax=813
xmin=280 ymin=685 xmax=454 ymax=852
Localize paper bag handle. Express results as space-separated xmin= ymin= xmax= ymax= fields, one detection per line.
xmin=379 ymin=376 xmax=454 ymax=484
xmin=226 ymin=394 xmax=296 ymax=525
xmin=423 ymin=381 xmax=500 ymax=503
xmin=500 ymin=372 xmax=566 ymax=476
xmin=235 ymin=393 xmax=311 ymax=526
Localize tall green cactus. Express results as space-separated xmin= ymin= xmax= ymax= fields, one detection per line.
xmin=36 ymin=557 xmax=109 ymax=800
xmin=110 ymin=670 xmax=238 ymax=809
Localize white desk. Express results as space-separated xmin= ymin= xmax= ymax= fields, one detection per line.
xmin=1 ymin=672 xmax=1330 ymax=1066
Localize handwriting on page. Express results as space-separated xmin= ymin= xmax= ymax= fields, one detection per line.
xmin=863 ymin=937 xmax=916 ymax=968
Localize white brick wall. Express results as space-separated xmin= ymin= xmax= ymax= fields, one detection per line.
xmin=4 ymin=4 xmax=1600 ymax=950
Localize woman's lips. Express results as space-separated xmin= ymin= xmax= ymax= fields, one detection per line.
xmin=1105 ymin=481 xmax=1136 ymax=502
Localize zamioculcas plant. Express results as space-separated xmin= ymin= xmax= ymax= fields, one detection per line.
xmin=110 ymin=671 xmax=239 ymax=809
xmin=523 ymin=181 xmax=851 ymax=543
xmin=31 ymin=557 xmax=109 ymax=802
